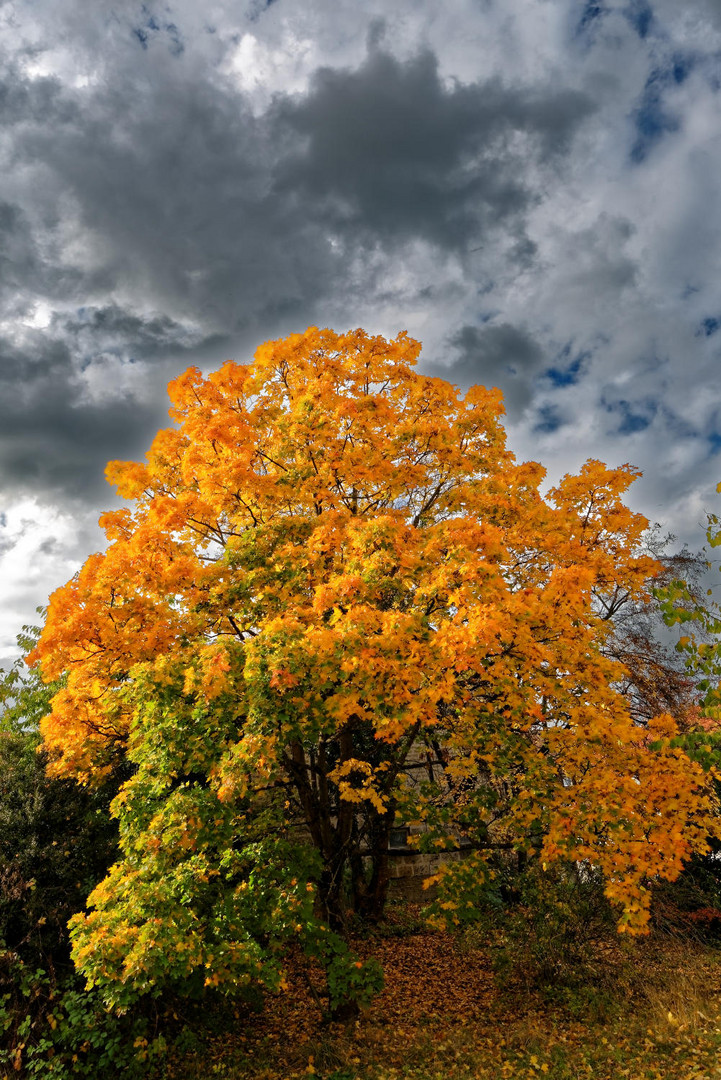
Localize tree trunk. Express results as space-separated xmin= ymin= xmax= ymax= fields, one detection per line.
xmin=328 ymin=997 xmax=360 ymax=1023
xmin=351 ymin=809 xmax=394 ymax=922
xmin=318 ymin=850 xmax=347 ymax=931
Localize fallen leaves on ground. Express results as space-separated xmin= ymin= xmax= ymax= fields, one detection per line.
xmin=164 ymin=907 xmax=721 ymax=1080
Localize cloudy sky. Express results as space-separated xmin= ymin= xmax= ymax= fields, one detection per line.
xmin=2 ymin=0 xmax=721 ymax=658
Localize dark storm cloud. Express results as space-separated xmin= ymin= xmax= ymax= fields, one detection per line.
xmin=0 ymin=203 xmax=38 ymax=295
xmin=0 ymin=38 xmax=596 ymax=506
xmin=59 ymin=305 xmax=222 ymax=361
xmin=424 ymin=323 xmax=547 ymax=416
xmin=0 ymin=66 xmax=80 ymax=128
xmin=0 ymin=333 xmax=163 ymax=498
xmin=14 ymin=71 xmax=296 ymax=326
xmin=0 ymin=199 xmax=83 ymax=315
xmin=7 ymin=43 xmax=595 ymax=327
xmin=275 ymin=48 xmax=595 ymax=251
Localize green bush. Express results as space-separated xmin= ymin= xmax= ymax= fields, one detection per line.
xmin=0 ymin=954 xmax=165 ymax=1077
xmin=0 ymin=725 xmax=152 ymax=1076
xmin=0 ymin=730 xmax=120 ymax=971
xmin=650 ymin=851 xmax=721 ymax=940
xmin=0 ymin=629 xmax=153 ymax=1076
xmin=480 ymin=861 xmax=616 ymax=993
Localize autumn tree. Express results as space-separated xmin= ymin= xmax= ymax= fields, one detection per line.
xmin=29 ymin=327 xmax=721 ymax=1009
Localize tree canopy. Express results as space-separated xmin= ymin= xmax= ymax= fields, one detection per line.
xmin=28 ymin=327 xmax=721 ymax=1008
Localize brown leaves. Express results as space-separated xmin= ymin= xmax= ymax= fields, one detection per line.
xmin=163 ymin=916 xmax=721 ymax=1080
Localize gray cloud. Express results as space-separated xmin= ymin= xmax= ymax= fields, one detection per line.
xmin=425 ymin=323 xmax=547 ymax=416
xmin=0 ymin=33 xmax=596 ymax=509
xmin=58 ymin=306 xmax=221 ymax=361
xmin=0 ymin=332 xmax=164 ymax=499
xmin=0 ymin=203 xmax=41 ymax=307
xmin=3 ymin=0 xmax=721 ymax=652
xmin=275 ymin=48 xmax=594 ymax=251
xmin=0 ymin=40 xmax=595 ymax=340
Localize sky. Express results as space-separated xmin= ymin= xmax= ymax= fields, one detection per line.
xmin=2 ymin=0 xmax=721 ymax=659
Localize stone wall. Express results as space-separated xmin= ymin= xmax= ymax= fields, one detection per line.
xmin=387 ymin=848 xmax=469 ymax=900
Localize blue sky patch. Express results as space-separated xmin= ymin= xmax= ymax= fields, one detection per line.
xmin=604 ymin=395 xmax=657 ymax=434
xmin=672 ymin=53 xmax=692 ymax=84
xmin=698 ymin=317 xmax=720 ymax=337
xmin=534 ymin=405 xmax=565 ymax=434
xmin=132 ymin=7 xmax=184 ymax=54
xmin=576 ymin=0 xmax=606 ymax=35
xmin=248 ymin=0 xmax=279 ymax=21
xmin=630 ymin=62 xmax=689 ymax=163
xmin=544 ymin=346 xmax=589 ymax=388
xmin=625 ymin=0 xmax=653 ymax=39
xmin=618 ymin=409 xmax=652 ymax=434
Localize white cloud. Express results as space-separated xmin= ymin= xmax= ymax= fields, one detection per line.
xmin=0 ymin=497 xmax=103 ymax=656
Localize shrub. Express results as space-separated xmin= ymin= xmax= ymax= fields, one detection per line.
xmin=0 ymin=729 xmax=119 ymax=973
xmin=481 ymin=861 xmax=616 ymax=994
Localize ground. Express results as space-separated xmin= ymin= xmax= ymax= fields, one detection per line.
xmin=160 ymin=903 xmax=721 ymax=1080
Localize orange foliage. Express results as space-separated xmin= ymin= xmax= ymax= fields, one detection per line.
xmin=29 ymin=327 xmax=721 ymax=934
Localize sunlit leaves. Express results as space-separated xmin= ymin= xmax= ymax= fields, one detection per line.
xmin=28 ymin=327 xmax=721 ymax=1005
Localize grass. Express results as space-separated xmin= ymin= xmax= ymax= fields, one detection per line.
xmin=160 ymin=906 xmax=721 ymax=1080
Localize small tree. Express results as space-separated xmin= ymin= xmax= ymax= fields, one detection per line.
xmin=657 ymin=501 xmax=721 ymax=725
xmin=29 ymin=327 xmax=721 ymax=1010
xmin=597 ymin=530 xmax=708 ymax=728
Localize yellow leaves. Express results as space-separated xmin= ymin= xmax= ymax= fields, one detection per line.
xmin=329 ymin=758 xmax=387 ymax=813
xmin=148 ymin=654 xmax=179 ymax=686
xmin=98 ymin=507 xmax=136 ymax=542
xmin=166 ymin=364 xmax=205 ymax=417
xmin=197 ymin=644 xmax=232 ymax=700
xmin=182 ymin=666 xmax=197 ymax=696
xmin=268 ymin=664 xmax=300 ymax=692
xmin=177 ymin=828 xmax=196 ymax=851
xmin=105 ymin=459 xmax=150 ymax=499
xmin=215 ymin=730 xmax=278 ymax=802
